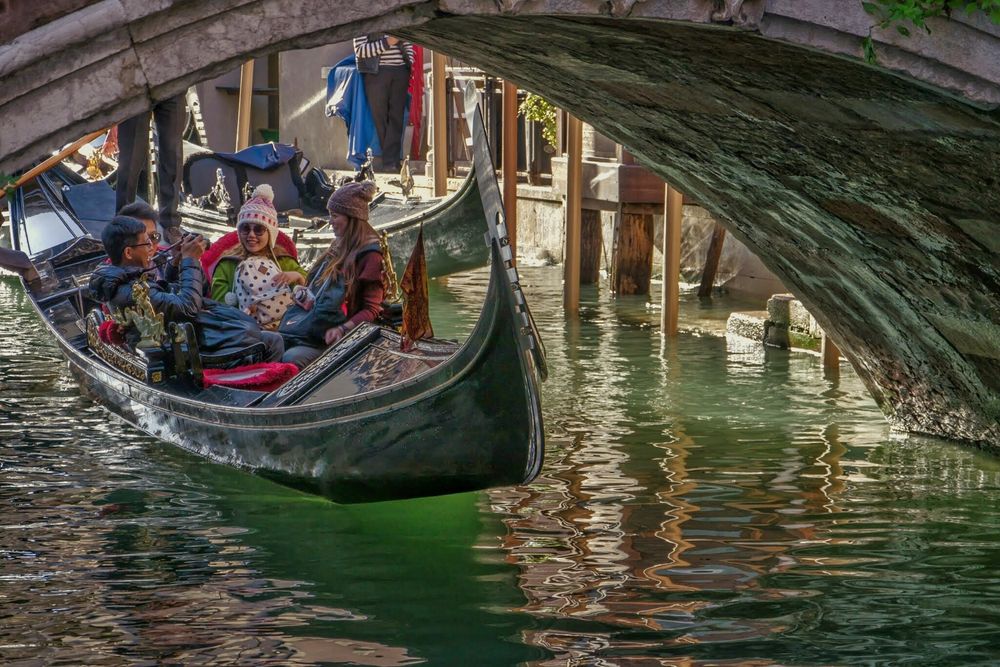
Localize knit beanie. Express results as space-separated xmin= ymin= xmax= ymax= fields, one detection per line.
xmin=327 ymin=181 xmax=377 ymax=221
xmin=238 ymin=184 xmax=279 ymax=248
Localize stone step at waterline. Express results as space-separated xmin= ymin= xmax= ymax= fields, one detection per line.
xmin=726 ymin=294 xmax=826 ymax=353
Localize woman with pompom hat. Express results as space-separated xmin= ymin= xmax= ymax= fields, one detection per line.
xmin=279 ymin=181 xmax=386 ymax=369
xmin=210 ymin=184 xmax=307 ymax=330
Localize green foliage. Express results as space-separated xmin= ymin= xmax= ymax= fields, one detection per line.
xmin=861 ymin=0 xmax=1000 ymax=62
xmin=518 ymin=93 xmax=558 ymax=150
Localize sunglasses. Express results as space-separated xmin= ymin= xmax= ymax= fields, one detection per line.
xmin=148 ymin=232 xmax=161 ymax=244
xmin=238 ymin=224 xmax=269 ymax=237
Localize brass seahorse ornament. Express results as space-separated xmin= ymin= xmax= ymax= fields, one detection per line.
xmin=113 ymin=273 xmax=165 ymax=349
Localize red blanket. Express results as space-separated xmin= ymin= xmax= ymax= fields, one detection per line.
xmin=202 ymin=362 xmax=298 ymax=392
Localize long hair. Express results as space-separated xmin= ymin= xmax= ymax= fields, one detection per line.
xmin=314 ymin=215 xmax=380 ymax=293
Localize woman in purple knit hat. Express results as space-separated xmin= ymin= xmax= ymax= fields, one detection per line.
xmin=278 ymin=181 xmax=386 ymax=369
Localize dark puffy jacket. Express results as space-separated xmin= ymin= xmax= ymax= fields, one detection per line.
xmin=91 ymin=258 xmax=205 ymax=321
xmin=90 ymin=259 xmax=267 ymax=357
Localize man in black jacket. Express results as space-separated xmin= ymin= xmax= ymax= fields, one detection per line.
xmin=90 ymin=216 xmax=283 ymax=363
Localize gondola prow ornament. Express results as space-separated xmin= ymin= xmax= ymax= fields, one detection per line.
xmin=112 ymin=274 xmax=165 ymax=349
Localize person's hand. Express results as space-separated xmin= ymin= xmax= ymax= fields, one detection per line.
xmin=180 ymin=234 xmax=205 ymax=260
xmin=386 ymin=35 xmax=399 ymax=46
xmin=273 ymin=271 xmax=305 ymax=287
xmin=324 ymin=325 xmax=347 ymax=346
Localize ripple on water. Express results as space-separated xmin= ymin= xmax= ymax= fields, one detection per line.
xmin=4 ymin=270 xmax=1000 ymax=664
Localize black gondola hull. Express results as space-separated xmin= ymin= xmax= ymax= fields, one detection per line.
xmin=57 ymin=252 xmax=540 ymax=503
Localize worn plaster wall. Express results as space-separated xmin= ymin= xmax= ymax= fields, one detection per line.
xmin=278 ymin=43 xmax=353 ymax=170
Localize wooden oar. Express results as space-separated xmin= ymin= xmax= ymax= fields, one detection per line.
xmin=0 ymin=128 xmax=110 ymax=200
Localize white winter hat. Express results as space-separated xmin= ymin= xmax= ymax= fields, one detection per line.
xmin=237 ymin=184 xmax=279 ymax=248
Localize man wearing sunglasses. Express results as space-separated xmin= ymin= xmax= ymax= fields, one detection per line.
xmin=90 ymin=216 xmax=284 ymax=363
xmin=117 ymin=201 xmax=168 ymax=279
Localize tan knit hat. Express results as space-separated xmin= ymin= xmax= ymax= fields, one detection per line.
xmin=238 ymin=184 xmax=279 ymax=248
xmin=327 ymin=181 xmax=377 ymax=221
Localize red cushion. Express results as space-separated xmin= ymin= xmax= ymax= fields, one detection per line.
xmin=201 ymin=362 xmax=298 ymax=392
xmin=98 ymin=320 xmax=125 ymax=346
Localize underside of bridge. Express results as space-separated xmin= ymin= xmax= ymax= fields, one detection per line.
xmin=2 ymin=3 xmax=1000 ymax=449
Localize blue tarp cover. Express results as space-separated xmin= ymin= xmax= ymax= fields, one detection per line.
xmin=326 ymin=55 xmax=380 ymax=170
xmin=213 ymin=142 xmax=298 ymax=170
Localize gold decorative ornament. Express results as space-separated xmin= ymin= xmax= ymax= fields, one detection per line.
xmin=379 ymin=231 xmax=400 ymax=303
xmin=112 ymin=273 xmax=165 ymax=349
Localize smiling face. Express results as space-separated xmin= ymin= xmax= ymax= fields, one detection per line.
xmin=122 ymin=231 xmax=155 ymax=269
xmin=238 ymin=223 xmax=270 ymax=254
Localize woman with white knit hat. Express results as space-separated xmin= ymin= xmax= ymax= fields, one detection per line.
xmin=209 ymin=184 xmax=307 ymax=330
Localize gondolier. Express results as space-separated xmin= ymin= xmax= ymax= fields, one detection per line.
xmin=353 ymin=34 xmax=414 ymax=173
xmin=115 ymin=95 xmax=186 ymax=244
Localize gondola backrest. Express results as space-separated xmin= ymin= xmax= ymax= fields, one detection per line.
xmin=86 ymin=309 xmax=167 ymax=384
xmin=86 ymin=308 xmax=267 ymax=386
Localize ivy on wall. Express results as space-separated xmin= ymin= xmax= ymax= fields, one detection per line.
xmin=518 ymin=93 xmax=559 ymax=150
xmin=862 ymin=0 xmax=1000 ymax=62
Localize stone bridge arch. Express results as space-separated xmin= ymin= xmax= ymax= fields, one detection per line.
xmin=3 ymin=2 xmax=1000 ymax=449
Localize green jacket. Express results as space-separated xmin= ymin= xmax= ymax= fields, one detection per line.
xmin=211 ymin=255 xmax=307 ymax=304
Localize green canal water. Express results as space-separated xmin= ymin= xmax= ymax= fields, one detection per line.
xmin=2 ymin=268 xmax=1000 ymax=665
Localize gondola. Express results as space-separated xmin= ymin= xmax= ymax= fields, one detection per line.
xmin=179 ymin=159 xmax=490 ymax=277
xmin=0 ymin=87 xmax=547 ymax=503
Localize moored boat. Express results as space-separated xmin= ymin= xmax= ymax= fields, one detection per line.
xmin=45 ymin=139 xmax=489 ymax=279
xmin=1 ymin=88 xmax=546 ymax=503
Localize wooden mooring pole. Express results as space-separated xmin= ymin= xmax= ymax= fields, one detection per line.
xmin=580 ymin=209 xmax=603 ymax=283
xmin=564 ymin=114 xmax=583 ymax=315
xmin=235 ymin=60 xmax=254 ymax=151
xmin=822 ymin=333 xmax=841 ymax=374
xmin=614 ymin=204 xmax=655 ymax=295
xmin=661 ymin=184 xmax=683 ymax=336
xmin=432 ymin=51 xmax=448 ymax=197
xmin=698 ymin=222 xmax=727 ymax=298
xmin=502 ymin=80 xmax=518 ymax=262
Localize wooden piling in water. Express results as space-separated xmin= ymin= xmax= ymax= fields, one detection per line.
xmin=432 ymin=51 xmax=448 ymax=197
xmin=662 ymin=185 xmax=683 ymax=336
xmin=235 ymin=60 xmax=254 ymax=151
xmin=502 ymin=80 xmax=518 ymax=263
xmin=580 ymin=209 xmax=603 ymax=284
xmin=822 ymin=333 xmax=841 ymax=373
xmin=614 ymin=203 xmax=655 ymax=295
xmin=698 ymin=222 xmax=727 ymax=298
xmin=564 ymin=114 xmax=583 ymax=315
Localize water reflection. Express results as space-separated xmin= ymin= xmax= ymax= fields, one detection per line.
xmin=472 ymin=269 xmax=1000 ymax=665
xmin=4 ymin=268 xmax=1000 ymax=665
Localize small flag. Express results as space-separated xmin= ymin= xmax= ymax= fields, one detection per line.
xmin=400 ymin=226 xmax=433 ymax=351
